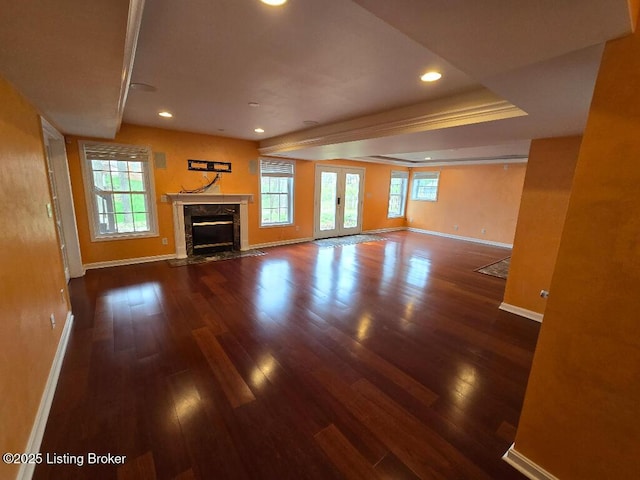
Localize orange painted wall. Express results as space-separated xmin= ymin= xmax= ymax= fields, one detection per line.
xmin=513 ymin=10 xmax=640 ymax=479
xmin=67 ymin=124 xmax=313 ymax=263
xmin=503 ymin=136 xmax=581 ymax=314
xmin=630 ymin=0 xmax=640 ymax=28
xmin=406 ymin=163 xmax=526 ymax=245
xmin=0 ymin=76 xmax=70 ymax=479
xmin=67 ymin=126 xmax=407 ymax=265
xmin=319 ymin=159 xmax=409 ymax=232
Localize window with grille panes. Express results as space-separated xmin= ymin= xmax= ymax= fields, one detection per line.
xmin=411 ymin=171 xmax=440 ymax=202
xmin=387 ymin=170 xmax=408 ymax=218
xmin=260 ymin=158 xmax=294 ymax=226
xmin=80 ymin=141 xmax=158 ymax=241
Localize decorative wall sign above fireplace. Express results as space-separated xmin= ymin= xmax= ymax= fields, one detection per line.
xmin=188 ymin=159 xmax=232 ymax=173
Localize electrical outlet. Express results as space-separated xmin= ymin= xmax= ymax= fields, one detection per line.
xmin=50 ymin=313 xmax=56 ymax=329
xmin=161 ymin=237 xmax=168 ymax=245
xmin=453 ymin=225 xmax=458 ymax=231
xmin=481 ymin=228 xmax=486 ymax=235
xmin=160 ymin=194 xmax=168 ymax=203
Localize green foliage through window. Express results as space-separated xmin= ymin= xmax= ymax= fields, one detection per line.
xmin=411 ymin=171 xmax=440 ymax=202
xmin=388 ymin=171 xmax=408 ymax=217
xmin=260 ymin=159 xmax=294 ymax=226
xmin=82 ymin=142 xmax=157 ymax=240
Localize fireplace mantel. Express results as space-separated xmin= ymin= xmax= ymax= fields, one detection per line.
xmin=165 ymin=193 xmax=254 ymax=204
xmin=166 ymin=192 xmax=253 ymax=258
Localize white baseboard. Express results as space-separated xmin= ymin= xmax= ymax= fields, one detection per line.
xmin=407 ymin=227 xmax=513 ymax=249
xmin=18 ymin=311 xmax=74 ymax=480
xmin=499 ymin=302 xmax=544 ymax=323
xmin=362 ymin=226 xmax=408 ymax=234
xmin=84 ymin=253 xmax=176 ymax=270
xmin=69 ymin=269 xmax=86 ymax=278
xmin=503 ymin=443 xmax=559 ymax=480
xmin=249 ymin=237 xmax=314 ymax=250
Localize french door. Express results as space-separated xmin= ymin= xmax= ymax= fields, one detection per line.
xmin=314 ymin=165 xmax=365 ymax=239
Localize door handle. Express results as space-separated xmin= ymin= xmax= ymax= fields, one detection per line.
xmin=337 ymin=197 xmax=341 ymax=205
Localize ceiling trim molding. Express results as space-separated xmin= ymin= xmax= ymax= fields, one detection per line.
xmin=346 ymin=157 xmax=414 ymax=167
xmin=352 ymin=155 xmax=528 ymax=168
xmin=259 ymin=96 xmax=526 ymax=156
xmin=116 ymin=0 xmax=146 ymax=133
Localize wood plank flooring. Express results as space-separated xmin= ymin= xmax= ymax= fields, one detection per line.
xmin=35 ymin=231 xmax=539 ymax=479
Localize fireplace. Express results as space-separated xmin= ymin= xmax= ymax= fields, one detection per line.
xmin=184 ymin=204 xmax=240 ymax=256
xmin=192 ymin=214 xmax=234 ymax=253
xmin=166 ymin=193 xmax=253 ymax=259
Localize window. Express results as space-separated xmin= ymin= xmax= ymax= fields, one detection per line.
xmin=387 ymin=170 xmax=408 ymax=218
xmin=260 ymin=158 xmax=294 ymax=226
xmin=80 ymin=141 xmax=158 ymax=241
xmin=411 ymin=171 xmax=440 ymax=201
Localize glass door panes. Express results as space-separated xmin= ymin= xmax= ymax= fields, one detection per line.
xmin=320 ymin=171 xmax=338 ymax=231
xmin=343 ymin=173 xmax=360 ymax=229
xmin=315 ymin=166 xmax=364 ymax=239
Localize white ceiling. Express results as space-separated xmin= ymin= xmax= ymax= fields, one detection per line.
xmin=0 ymin=0 xmax=634 ymax=165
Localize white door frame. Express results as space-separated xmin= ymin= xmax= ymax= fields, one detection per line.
xmin=41 ymin=117 xmax=84 ymax=278
xmin=314 ymin=164 xmax=365 ymax=239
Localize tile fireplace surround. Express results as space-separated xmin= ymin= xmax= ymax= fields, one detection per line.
xmin=166 ymin=193 xmax=253 ymax=259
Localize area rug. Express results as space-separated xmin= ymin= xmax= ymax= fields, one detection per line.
xmin=475 ymin=256 xmax=511 ymax=279
xmin=168 ymin=249 xmax=266 ymax=267
xmin=314 ymin=234 xmax=387 ymax=248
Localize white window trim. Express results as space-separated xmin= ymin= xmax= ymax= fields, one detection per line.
xmin=79 ymin=140 xmax=159 ymax=242
xmin=259 ymin=158 xmax=295 ymax=227
xmin=387 ymin=170 xmax=409 ymax=218
xmin=411 ymin=171 xmax=440 ymax=202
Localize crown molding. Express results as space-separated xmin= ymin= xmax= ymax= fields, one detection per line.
xmin=116 ymin=0 xmax=146 ymax=132
xmin=259 ymin=89 xmax=526 ymax=156
xmin=352 ymin=155 xmax=528 ymax=167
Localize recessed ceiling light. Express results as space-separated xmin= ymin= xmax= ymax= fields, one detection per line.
xmin=254 ymin=128 xmax=265 ymax=133
xmin=424 ymin=156 xmax=432 ymax=160
xmin=248 ymin=102 xmax=260 ymax=107
xmin=420 ymin=71 xmax=442 ymax=82
xmin=158 ymin=111 xmax=173 ymax=118
xmin=261 ymin=0 xmax=287 ymax=5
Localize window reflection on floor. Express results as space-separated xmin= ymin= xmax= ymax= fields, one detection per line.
xmin=251 ymin=353 xmax=277 ymax=390
xmin=356 ymin=312 xmax=372 ymax=341
xmin=313 ymin=248 xmax=336 ymax=295
xmin=449 ymin=362 xmax=481 ymax=417
xmin=379 ymin=241 xmax=399 ymax=294
xmin=256 ymin=259 xmax=292 ymax=316
xmin=406 ymin=255 xmax=431 ymax=288
xmin=313 ymin=247 xmax=357 ymax=305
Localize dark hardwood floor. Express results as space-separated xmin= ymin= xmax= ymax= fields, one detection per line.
xmin=35 ymin=231 xmax=539 ymax=480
